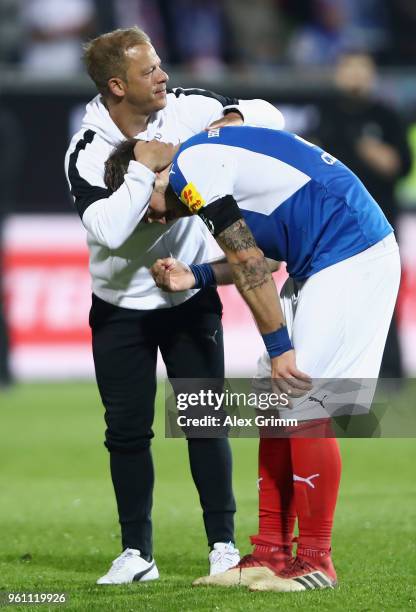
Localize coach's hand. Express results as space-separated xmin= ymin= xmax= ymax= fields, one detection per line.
xmin=151 ymin=258 xmax=196 ymax=292
xmin=134 ymin=140 xmax=178 ymax=172
xmin=145 ymin=167 xmax=171 ymax=223
xmin=271 ymin=350 xmax=312 ymax=398
xmin=207 ymin=111 xmax=244 ymax=130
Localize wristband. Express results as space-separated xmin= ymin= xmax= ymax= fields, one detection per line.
xmin=189 ymin=263 xmax=217 ymax=289
xmin=262 ymin=326 xmax=293 ymax=358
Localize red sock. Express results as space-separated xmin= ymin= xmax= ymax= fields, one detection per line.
xmin=290 ymin=435 xmax=342 ymax=552
xmin=251 ymin=437 xmax=296 ymax=547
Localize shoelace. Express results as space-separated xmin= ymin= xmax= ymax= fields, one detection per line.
xmin=278 ymin=556 xmax=314 ymax=578
xmin=110 ymin=550 xmax=135 ymax=573
xmin=211 ymin=547 xmax=238 ymax=568
xmin=237 ymin=554 xmax=263 ymax=568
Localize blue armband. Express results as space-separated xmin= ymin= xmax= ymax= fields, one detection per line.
xmin=189 ymin=263 xmax=217 ymax=289
xmin=262 ymin=326 xmax=293 ymax=358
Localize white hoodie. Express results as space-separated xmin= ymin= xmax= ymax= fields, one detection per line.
xmin=65 ymin=89 xmax=285 ymax=310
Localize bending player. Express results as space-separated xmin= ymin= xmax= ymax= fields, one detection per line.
xmin=105 ymin=127 xmax=400 ymax=592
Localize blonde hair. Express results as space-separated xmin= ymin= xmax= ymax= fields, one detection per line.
xmin=83 ymin=27 xmax=151 ymax=95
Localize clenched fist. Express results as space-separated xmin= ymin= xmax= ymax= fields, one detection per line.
xmin=151 ymin=258 xmax=196 ymax=292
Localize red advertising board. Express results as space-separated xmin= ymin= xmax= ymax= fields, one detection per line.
xmin=3 ymin=215 xmax=416 ymax=378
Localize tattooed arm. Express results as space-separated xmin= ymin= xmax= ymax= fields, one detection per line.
xmin=149 ymin=216 xmax=283 ymax=330
xmin=212 ymin=256 xmax=280 ymax=285
xmin=151 ymin=256 xmax=280 ymax=291
xmin=216 ymin=219 xmax=285 ymax=334
xmin=217 ymin=219 xmax=311 ymax=394
xmin=150 ymin=216 xmax=310 ymax=393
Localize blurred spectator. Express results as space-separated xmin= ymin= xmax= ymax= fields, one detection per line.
xmin=0 ymin=105 xmax=22 ymax=389
xmin=287 ymin=0 xmax=389 ymax=66
xmin=0 ymin=0 xmax=22 ymax=65
xmin=309 ymin=52 xmax=412 ymax=380
xmin=225 ymin=0 xmax=289 ymax=70
xmin=164 ymin=0 xmax=228 ymax=75
xmin=343 ymin=0 xmax=390 ymax=60
xmin=287 ymin=0 xmax=351 ymax=65
xmin=20 ymin=0 xmax=95 ymax=74
xmin=97 ymin=0 xmax=169 ymax=60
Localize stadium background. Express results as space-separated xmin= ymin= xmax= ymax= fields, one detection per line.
xmin=2 ymin=80 xmax=416 ymax=378
xmin=0 ymin=2 xmax=415 ymax=610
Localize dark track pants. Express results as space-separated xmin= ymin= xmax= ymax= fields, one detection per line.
xmin=90 ymin=289 xmax=236 ymax=556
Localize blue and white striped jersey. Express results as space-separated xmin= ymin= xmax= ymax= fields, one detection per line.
xmin=169 ymin=126 xmax=393 ymax=280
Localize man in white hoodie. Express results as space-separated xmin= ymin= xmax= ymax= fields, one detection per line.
xmin=65 ymin=26 xmax=285 ymax=585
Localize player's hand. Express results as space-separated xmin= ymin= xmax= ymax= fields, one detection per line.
xmin=151 ymin=258 xmax=196 ymax=292
xmin=207 ymin=111 xmax=243 ymax=130
xmin=270 ymin=350 xmax=312 ymax=398
xmin=134 ymin=140 xmax=178 ymax=172
xmin=145 ymin=167 xmax=171 ymax=223
xmin=154 ymin=166 xmax=170 ymax=194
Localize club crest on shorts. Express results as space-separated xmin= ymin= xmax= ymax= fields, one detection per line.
xmin=180 ymin=182 xmax=205 ymax=213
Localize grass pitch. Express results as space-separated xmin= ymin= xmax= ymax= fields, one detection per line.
xmin=0 ymin=382 xmax=415 ymax=611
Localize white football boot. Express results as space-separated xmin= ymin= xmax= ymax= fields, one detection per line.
xmin=96 ymin=548 xmax=159 ymax=584
xmin=209 ymin=542 xmax=240 ymax=576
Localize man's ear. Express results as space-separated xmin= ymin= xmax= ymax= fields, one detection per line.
xmin=165 ymin=185 xmax=191 ymax=221
xmin=107 ymin=77 xmax=127 ymax=99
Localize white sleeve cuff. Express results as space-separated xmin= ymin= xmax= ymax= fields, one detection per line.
xmin=224 ymin=100 xmax=285 ymax=130
xmin=82 ymin=161 xmax=156 ymax=250
xmin=127 ymin=159 xmax=156 ymax=182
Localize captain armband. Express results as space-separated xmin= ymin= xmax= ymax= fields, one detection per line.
xmin=197 ymin=195 xmax=243 ymax=238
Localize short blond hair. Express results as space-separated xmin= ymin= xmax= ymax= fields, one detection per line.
xmin=83 ymin=27 xmax=151 ymax=95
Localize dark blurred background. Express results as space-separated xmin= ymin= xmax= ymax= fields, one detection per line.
xmin=1 ymin=0 xmax=416 ymax=213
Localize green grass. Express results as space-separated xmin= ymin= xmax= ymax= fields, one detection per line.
xmin=0 ymin=382 xmax=416 ymax=611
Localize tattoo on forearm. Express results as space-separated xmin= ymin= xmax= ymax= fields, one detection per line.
xmin=232 ymin=257 xmax=271 ymax=291
xmin=218 ymin=220 xmax=257 ymax=251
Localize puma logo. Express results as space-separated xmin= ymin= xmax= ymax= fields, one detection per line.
xmin=200 ymin=213 xmax=215 ymax=235
xmin=309 ymin=395 xmax=328 ymax=409
xmin=293 ymin=473 xmax=320 ymax=489
xmin=207 ymin=329 xmax=218 ymax=345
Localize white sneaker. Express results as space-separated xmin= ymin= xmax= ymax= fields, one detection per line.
xmin=209 ymin=542 xmax=240 ymax=576
xmin=96 ymin=548 xmax=159 ymax=584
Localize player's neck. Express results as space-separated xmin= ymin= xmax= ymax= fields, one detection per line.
xmin=107 ymin=99 xmax=150 ymax=138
